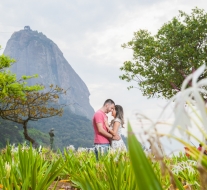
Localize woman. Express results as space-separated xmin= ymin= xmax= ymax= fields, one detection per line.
xmin=105 ymin=105 xmax=127 ymax=151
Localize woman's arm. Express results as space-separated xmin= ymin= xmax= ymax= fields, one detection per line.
xmin=112 ymin=121 xmax=120 ymax=136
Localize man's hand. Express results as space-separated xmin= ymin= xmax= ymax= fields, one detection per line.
xmin=104 ymin=119 xmax=110 ymax=130
xmin=112 ymin=134 xmax=121 ymax=140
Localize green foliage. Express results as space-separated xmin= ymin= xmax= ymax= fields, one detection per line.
xmin=120 ymin=8 xmax=207 ymax=99
xmin=0 ymin=144 xmax=62 ymax=190
xmin=128 ymin=121 xmax=163 ymax=189
xmin=0 ymin=118 xmax=50 ymax=148
xmin=0 ymin=53 xmax=42 ymax=99
xmin=1 ymin=85 xmax=65 ymax=122
xmin=0 ymin=140 xmax=206 ymax=189
xmin=61 ymin=149 xmax=138 ymax=190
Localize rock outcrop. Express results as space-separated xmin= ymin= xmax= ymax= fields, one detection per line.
xmin=3 ymin=26 xmax=94 ymax=119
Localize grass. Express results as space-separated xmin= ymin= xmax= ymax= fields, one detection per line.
xmin=0 ymin=140 xmax=205 ymax=190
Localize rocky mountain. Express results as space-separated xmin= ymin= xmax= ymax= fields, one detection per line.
xmin=3 ymin=26 xmax=94 ymax=119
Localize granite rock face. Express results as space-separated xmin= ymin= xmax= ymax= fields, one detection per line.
xmin=4 ymin=26 xmax=94 ymax=119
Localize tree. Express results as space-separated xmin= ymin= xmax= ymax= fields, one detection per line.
xmin=0 ymin=51 xmax=42 ymax=99
xmin=120 ymin=8 xmax=207 ymax=99
xmin=0 ymin=85 xmax=66 ymax=146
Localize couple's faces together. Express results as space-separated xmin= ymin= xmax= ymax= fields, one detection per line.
xmin=106 ymin=103 xmax=116 ymax=117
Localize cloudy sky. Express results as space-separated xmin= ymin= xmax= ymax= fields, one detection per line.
xmin=1 ymin=0 xmax=207 ymax=152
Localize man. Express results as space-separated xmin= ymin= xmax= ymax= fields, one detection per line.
xmin=93 ymin=99 xmax=120 ymax=160
xmin=198 ymin=144 xmax=202 ymax=151
xmin=197 ymin=143 xmax=207 ymax=155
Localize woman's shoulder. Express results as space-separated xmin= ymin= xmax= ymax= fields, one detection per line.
xmin=114 ymin=118 xmax=121 ymax=123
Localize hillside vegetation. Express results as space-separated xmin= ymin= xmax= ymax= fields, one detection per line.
xmin=0 ymin=108 xmax=94 ymax=149
xmin=0 ymin=119 xmax=49 ymax=148
xmin=33 ymin=108 xmax=94 ymax=149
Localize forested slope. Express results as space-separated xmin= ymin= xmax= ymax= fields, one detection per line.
xmin=0 ymin=108 xmax=94 ymax=149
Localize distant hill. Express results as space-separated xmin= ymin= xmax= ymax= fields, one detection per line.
xmin=3 ymin=26 xmax=94 ymax=119
xmin=32 ymin=108 xmax=94 ymax=149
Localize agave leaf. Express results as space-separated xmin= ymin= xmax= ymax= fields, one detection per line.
xmin=31 ymin=159 xmax=37 ymax=189
xmin=173 ymin=174 xmax=185 ymax=190
xmin=128 ymin=121 xmax=163 ymax=190
xmin=36 ymin=159 xmax=63 ymax=190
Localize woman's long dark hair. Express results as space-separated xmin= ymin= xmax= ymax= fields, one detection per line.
xmin=114 ymin=105 xmax=124 ymax=127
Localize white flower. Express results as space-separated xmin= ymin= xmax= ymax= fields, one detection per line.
xmin=66 ymin=145 xmax=75 ymax=152
xmin=77 ymin=147 xmax=87 ymax=152
xmin=5 ymin=162 xmax=11 ymax=178
xmin=38 ymin=145 xmax=42 ymax=153
xmin=172 ymin=160 xmax=197 ymax=176
xmin=163 ymin=64 xmax=207 ymax=137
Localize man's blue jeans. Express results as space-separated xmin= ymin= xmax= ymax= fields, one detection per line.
xmin=94 ymin=143 xmax=110 ymax=161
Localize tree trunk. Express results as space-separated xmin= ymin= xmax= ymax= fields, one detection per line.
xmin=23 ymin=121 xmax=37 ymax=147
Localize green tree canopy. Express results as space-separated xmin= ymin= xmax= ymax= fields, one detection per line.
xmin=120 ymin=8 xmax=207 ymax=99
xmin=0 ymin=51 xmax=42 ymax=99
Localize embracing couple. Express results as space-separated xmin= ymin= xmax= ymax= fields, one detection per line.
xmin=92 ymin=99 xmax=126 ymax=160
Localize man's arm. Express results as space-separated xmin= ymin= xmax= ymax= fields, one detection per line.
xmin=97 ymin=123 xmax=120 ymax=140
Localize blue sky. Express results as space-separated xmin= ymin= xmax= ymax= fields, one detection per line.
xmin=1 ymin=0 xmax=207 ymax=152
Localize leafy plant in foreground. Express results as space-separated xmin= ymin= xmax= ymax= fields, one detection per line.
xmin=0 ymin=144 xmax=63 ymax=190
